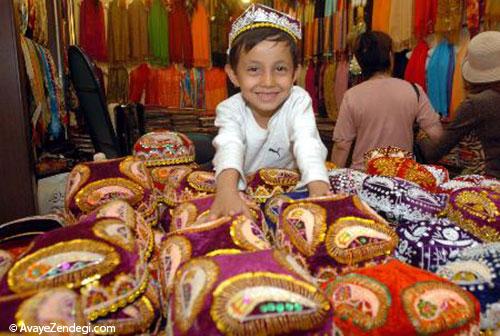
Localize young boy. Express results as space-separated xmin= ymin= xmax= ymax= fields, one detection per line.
xmin=209 ymin=4 xmax=330 ymax=219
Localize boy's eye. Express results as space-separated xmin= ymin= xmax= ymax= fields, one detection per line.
xmin=247 ymin=66 xmax=259 ymax=72
xmin=276 ymin=65 xmax=288 ymax=72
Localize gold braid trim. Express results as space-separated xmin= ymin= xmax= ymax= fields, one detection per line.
xmin=143 ymin=155 xmax=195 ymax=167
xmin=211 ymin=272 xmax=330 ymax=336
xmin=445 ymin=206 xmax=500 ymax=243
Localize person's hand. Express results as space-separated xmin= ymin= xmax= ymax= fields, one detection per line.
xmin=307 ymin=180 xmax=332 ymax=197
xmin=209 ymin=188 xmax=252 ymax=220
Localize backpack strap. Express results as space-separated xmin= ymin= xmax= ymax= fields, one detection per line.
xmin=410 ymin=82 xmax=420 ymax=102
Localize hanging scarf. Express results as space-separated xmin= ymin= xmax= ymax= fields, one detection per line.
xmin=128 ymin=0 xmax=149 ymax=62
xmin=79 ymin=0 xmax=107 ymax=61
xmin=427 ymin=40 xmax=454 ymax=117
xmin=414 ymin=0 xmax=438 ymax=40
xmin=449 ymin=38 xmax=469 ymax=121
xmin=149 ymin=0 xmax=170 ymax=66
xmin=404 ymin=39 xmax=429 ymax=91
xmin=371 ymin=0 xmax=391 ymax=34
xmin=466 ymin=0 xmax=481 ymax=37
xmin=389 ymin=0 xmax=413 ymax=51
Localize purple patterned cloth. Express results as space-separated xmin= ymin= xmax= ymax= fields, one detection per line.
xmin=359 ymin=175 xmax=448 ymax=222
xmin=395 ymin=218 xmax=481 ymax=272
xmin=327 ymin=168 xmax=368 ymax=195
xmin=168 ymin=250 xmax=333 ymax=335
xmin=436 ymin=243 xmax=500 ymax=330
xmin=445 ymin=187 xmax=500 ymax=242
xmin=276 ymin=195 xmax=398 ymax=280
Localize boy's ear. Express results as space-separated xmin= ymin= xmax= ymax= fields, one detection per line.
xmin=293 ymin=64 xmax=302 ymax=83
xmin=225 ymin=64 xmax=240 ymax=88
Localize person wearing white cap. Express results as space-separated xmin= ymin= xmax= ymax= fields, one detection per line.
xmin=418 ymin=31 xmax=500 ymax=179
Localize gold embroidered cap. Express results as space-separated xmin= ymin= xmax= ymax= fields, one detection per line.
xmin=228 ymin=4 xmax=301 ymax=52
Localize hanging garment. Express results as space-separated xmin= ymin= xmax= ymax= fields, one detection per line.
xmin=210 ymin=0 xmax=230 ymax=67
xmin=435 ymin=0 xmax=463 ymax=42
xmin=466 ymin=0 xmax=480 ymax=36
xmin=426 ymin=40 xmax=454 ymax=117
xmin=108 ymin=0 xmax=130 ymax=63
xmin=305 ymin=61 xmax=319 ymax=114
xmin=191 ymin=1 xmax=211 ymax=67
xmin=323 ymin=61 xmax=337 ymax=120
xmin=449 ymin=41 xmax=468 ymax=121
xmin=404 ymin=39 xmax=429 ymax=91
xmin=32 ymin=0 xmax=48 ymax=46
xmin=107 ymin=65 xmax=129 ymax=103
xmin=414 ymin=0 xmax=438 ymax=40
xmin=485 ymin=0 xmax=500 ymax=29
xmin=79 ymin=0 xmax=107 ymax=61
xmin=169 ymin=0 xmax=194 ymax=67
xmin=149 ymin=0 xmax=169 ymax=66
xmin=205 ymin=67 xmax=228 ymax=111
xmin=389 ymin=0 xmax=413 ymax=52
xmin=129 ymin=63 xmax=150 ymax=102
xmin=371 ymin=0 xmax=391 ymax=34
xmin=128 ymin=0 xmax=149 ymax=62
xmin=334 ymin=58 xmax=349 ymax=110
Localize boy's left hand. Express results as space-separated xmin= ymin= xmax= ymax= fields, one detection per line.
xmin=307 ymin=180 xmax=332 ymax=197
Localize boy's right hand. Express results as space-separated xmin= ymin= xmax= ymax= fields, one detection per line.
xmin=209 ymin=189 xmax=252 ymax=220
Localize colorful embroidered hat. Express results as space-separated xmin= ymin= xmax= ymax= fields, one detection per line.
xmin=133 ymin=130 xmax=195 ymax=167
xmin=245 ymin=168 xmax=300 ymax=204
xmin=276 ymin=194 xmax=398 ymax=281
xmin=445 ymin=187 xmax=500 ymax=242
xmin=1 ymin=201 xmax=153 ymax=323
xmin=158 ymin=213 xmax=271 ymax=310
xmin=321 ymin=259 xmax=481 ymax=335
xmin=363 ymin=145 xmax=414 ymax=167
xmin=436 ymin=243 xmax=500 ymax=331
xmin=168 ymin=250 xmax=332 ymax=335
xmin=359 ymin=175 xmax=448 ymax=222
xmin=438 ymin=174 xmax=500 ymax=194
xmin=328 ymin=168 xmax=368 ymax=195
xmin=366 ymin=157 xmax=439 ymax=192
xmin=64 ymin=156 xmax=158 ymax=226
xmin=0 ymin=287 xmax=85 ymax=334
xmin=394 ymin=218 xmax=481 ymax=272
xmin=228 ymin=4 xmax=301 ymax=52
xmin=162 ymin=168 xmax=216 ymax=206
xmin=422 ymin=164 xmax=450 ymax=185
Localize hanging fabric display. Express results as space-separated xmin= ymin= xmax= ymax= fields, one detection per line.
xmin=128 ymin=0 xmax=149 ymax=62
xmin=191 ymin=1 xmax=211 ymax=68
xmin=149 ymin=0 xmax=170 ymax=66
xmin=426 ymin=40 xmax=454 ymax=117
xmin=79 ymin=0 xmax=107 ymax=61
xmin=169 ymin=0 xmax=194 ymax=67
xmin=404 ymin=39 xmax=429 ymax=91
xmin=108 ymin=0 xmax=130 ymax=63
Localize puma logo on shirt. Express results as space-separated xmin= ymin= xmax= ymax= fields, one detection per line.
xmin=269 ymin=147 xmax=282 ymax=158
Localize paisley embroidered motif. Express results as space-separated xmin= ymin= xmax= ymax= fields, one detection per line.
xmin=65 ymin=164 xmax=91 ymax=208
xmin=324 ymin=273 xmax=391 ymax=331
xmin=92 ymin=219 xmax=135 ymax=252
xmin=259 ymin=168 xmax=300 ymax=186
xmin=402 ymin=281 xmax=475 ymax=334
xmin=437 ymin=260 xmax=493 ymax=289
xmin=281 ymin=202 xmax=327 ymax=257
xmin=95 ymin=200 xmax=136 ymax=226
xmin=453 ymin=189 xmax=499 ymax=222
xmin=230 ymin=215 xmax=271 ymax=251
xmin=171 ymin=202 xmax=198 ymax=230
xmin=75 ymin=178 xmax=145 ymax=213
xmin=119 ymin=156 xmax=152 ymax=189
xmin=0 ymin=250 xmax=13 ymax=281
xmin=159 ymin=235 xmax=192 ymax=303
xmin=186 ymin=171 xmax=216 ymax=192
xmin=15 ymin=288 xmax=83 ymax=329
xmin=264 ymin=194 xmax=293 ymax=227
xmin=272 ymin=249 xmax=316 ymax=284
xmin=325 ymin=217 xmax=398 ymax=265
xmin=8 ymin=239 xmax=121 ymax=293
xmin=165 ymin=166 xmax=193 ymax=189
xmin=210 ymin=272 xmax=330 ymax=336
xmin=172 ymin=216 xmax=231 ymax=235
xmin=174 ymin=258 xmax=220 ymax=333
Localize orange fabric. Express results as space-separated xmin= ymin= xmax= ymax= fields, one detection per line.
xmin=449 ymin=39 xmax=469 ymax=121
xmin=146 ymin=66 xmax=182 ymax=107
xmin=322 ymin=260 xmax=481 ymax=336
xmin=191 ymin=1 xmax=211 ymax=67
xmin=205 ymin=67 xmax=228 ymax=112
xmin=371 ymin=0 xmax=391 ymax=34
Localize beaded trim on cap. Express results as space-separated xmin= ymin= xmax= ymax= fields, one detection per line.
xmin=228 ymin=4 xmax=301 ymax=53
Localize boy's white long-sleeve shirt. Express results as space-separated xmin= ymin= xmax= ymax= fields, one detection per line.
xmin=212 ymin=86 xmax=329 ymax=190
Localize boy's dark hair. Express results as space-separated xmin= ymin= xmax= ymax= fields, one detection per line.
xmin=354 ymin=31 xmax=393 ymax=79
xmin=228 ymin=27 xmax=300 ymax=70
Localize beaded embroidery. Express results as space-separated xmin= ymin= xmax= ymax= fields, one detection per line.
xmin=119 ymin=156 xmax=152 ymax=189
xmin=8 ymin=239 xmax=121 ymax=293
xmin=281 ymin=202 xmax=327 ymax=257
xmin=186 ymin=171 xmax=216 ymax=193
xmin=325 ymin=217 xmax=398 ymax=265
xmin=75 ymin=178 xmax=145 ymax=213
xmin=174 ymin=258 xmax=220 ymax=333
xmin=92 ymin=219 xmax=135 ymax=252
xmin=402 ymin=281 xmax=475 ymax=334
xmin=363 ymin=146 xmax=413 ymax=166
xmin=210 ymin=272 xmax=330 ymax=336
xmin=328 ymin=168 xmax=368 ymax=195
xmin=65 ymin=164 xmax=91 ymax=209
xmin=453 ymin=189 xmax=499 ymax=222
xmin=133 ymin=131 xmax=195 ymax=167
xmin=259 ymin=168 xmax=300 ymax=186
xmin=323 ymin=273 xmax=391 ymax=331
xmin=230 ymin=215 xmax=271 ymax=251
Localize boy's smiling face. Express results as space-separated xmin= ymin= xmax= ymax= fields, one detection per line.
xmin=226 ymin=39 xmax=298 ymax=120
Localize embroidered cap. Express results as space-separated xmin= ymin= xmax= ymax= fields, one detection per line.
xmin=228 ymin=4 xmax=301 ymax=52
